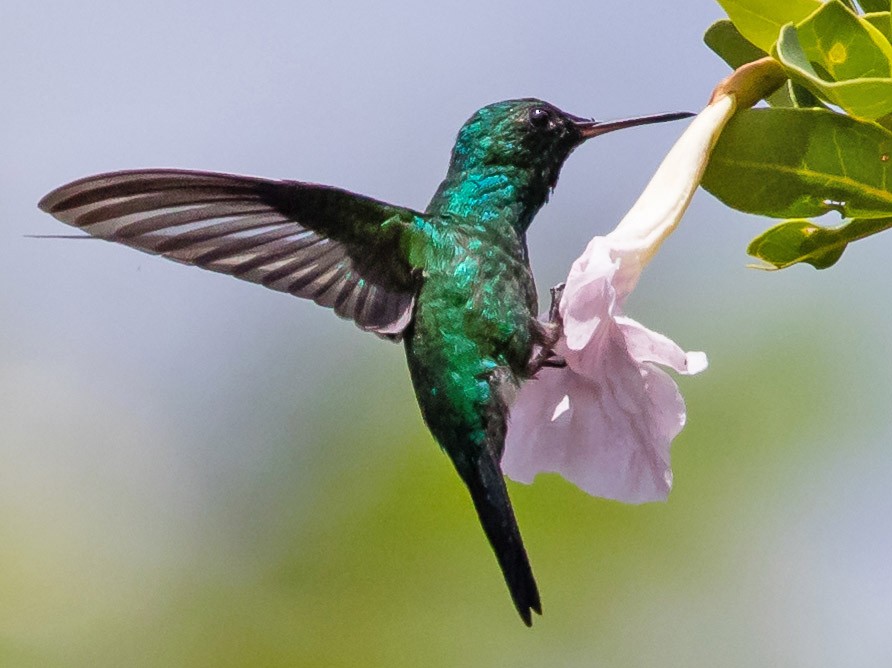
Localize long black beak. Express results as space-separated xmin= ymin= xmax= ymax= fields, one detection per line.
xmin=572 ymin=111 xmax=695 ymax=140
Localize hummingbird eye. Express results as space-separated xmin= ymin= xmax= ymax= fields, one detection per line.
xmin=528 ymin=107 xmax=551 ymax=129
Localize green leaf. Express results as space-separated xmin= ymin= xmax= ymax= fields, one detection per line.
xmin=748 ymin=220 xmax=847 ymax=268
xmin=702 ymin=108 xmax=892 ymax=219
xmin=704 ymin=20 xmax=796 ymax=106
xmin=859 ymin=0 xmax=891 ymax=13
xmin=864 ymin=11 xmax=892 ymax=41
xmin=716 ymin=0 xmax=822 ymax=52
xmin=775 ymin=1 xmax=892 ymax=119
xmin=704 ymin=19 xmax=769 ymax=68
xmin=798 ymin=1 xmax=892 ymax=74
xmin=702 ymin=20 xmax=824 ymax=109
xmin=788 ymin=80 xmax=827 ymax=108
xmin=748 ymin=216 xmax=892 ymax=269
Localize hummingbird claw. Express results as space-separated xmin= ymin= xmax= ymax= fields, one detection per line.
xmin=548 ymin=282 xmax=565 ymax=325
xmin=526 ymin=342 xmax=566 ymax=375
xmin=527 ymin=319 xmax=565 ymax=376
xmin=540 ymin=355 xmax=566 ymax=369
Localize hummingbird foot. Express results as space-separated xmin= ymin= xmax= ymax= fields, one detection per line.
xmin=526 ymin=282 xmax=567 ymax=376
xmin=526 ymin=343 xmax=566 ymax=375
xmin=527 ymin=321 xmax=565 ymax=376
xmin=539 ymin=354 xmax=566 ymax=369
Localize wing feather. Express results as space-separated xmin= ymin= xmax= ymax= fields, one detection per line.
xmin=39 ymin=169 xmax=423 ymax=338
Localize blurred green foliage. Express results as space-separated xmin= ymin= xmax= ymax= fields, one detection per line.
xmin=1 ymin=309 xmax=881 ymax=667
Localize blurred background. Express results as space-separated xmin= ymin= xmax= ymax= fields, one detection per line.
xmin=2 ymin=1 xmax=891 ymax=666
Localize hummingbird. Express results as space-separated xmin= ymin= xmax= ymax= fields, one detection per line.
xmin=38 ymin=99 xmax=691 ymax=625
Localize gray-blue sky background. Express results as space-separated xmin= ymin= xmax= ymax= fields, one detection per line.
xmin=3 ymin=1 xmax=892 ymax=666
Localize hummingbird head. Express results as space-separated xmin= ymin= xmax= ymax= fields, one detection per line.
xmin=448 ymin=98 xmax=692 ymax=196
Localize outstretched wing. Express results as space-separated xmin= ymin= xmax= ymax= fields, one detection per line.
xmin=39 ymin=169 xmax=425 ymax=339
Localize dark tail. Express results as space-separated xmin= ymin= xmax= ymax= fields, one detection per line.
xmin=460 ymin=449 xmax=541 ymax=626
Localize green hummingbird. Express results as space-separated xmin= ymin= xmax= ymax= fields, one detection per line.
xmin=38 ymin=99 xmax=690 ymax=625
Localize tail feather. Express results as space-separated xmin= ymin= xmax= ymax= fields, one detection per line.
xmin=461 ymin=449 xmax=541 ymax=626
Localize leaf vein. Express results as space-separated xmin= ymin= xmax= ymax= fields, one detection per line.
xmin=713 ymin=157 xmax=892 ymax=209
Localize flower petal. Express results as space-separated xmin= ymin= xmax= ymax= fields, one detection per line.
xmin=560 ymin=237 xmax=619 ymax=351
xmin=504 ymin=321 xmax=687 ymax=504
xmin=605 ymin=94 xmax=737 ymax=269
xmin=615 ymin=316 xmax=708 ymax=375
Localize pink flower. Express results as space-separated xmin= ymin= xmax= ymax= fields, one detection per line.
xmin=504 ymin=95 xmax=737 ymax=503
xmin=503 ymin=234 xmax=706 ymax=503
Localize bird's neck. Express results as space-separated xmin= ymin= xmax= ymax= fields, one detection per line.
xmin=425 ymin=166 xmax=548 ymax=235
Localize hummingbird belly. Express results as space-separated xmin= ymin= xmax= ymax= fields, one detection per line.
xmin=403 ymin=245 xmax=536 ymax=459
